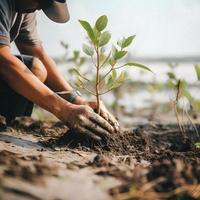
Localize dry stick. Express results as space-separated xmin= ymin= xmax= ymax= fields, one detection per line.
xmin=115 ymin=184 xmax=200 ymax=200
xmin=184 ymin=110 xmax=200 ymax=138
xmin=174 ymin=80 xmax=185 ymax=136
xmin=174 ymin=102 xmax=185 ymax=136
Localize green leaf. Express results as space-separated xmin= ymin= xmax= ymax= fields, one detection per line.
xmin=194 ymin=64 xmax=200 ymax=81
xmin=73 ymin=51 xmax=80 ymax=60
xmin=114 ymin=51 xmax=127 ymax=60
xmin=79 ymin=20 xmax=95 ymax=43
xmin=110 ymin=82 xmax=122 ymax=89
xmin=109 ymin=57 xmax=116 ymax=66
xmin=93 ymin=27 xmax=101 ymax=41
xmin=106 ymin=75 xmax=113 ymax=87
xmin=122 ymin=35 xmax=136 ymax=48
xmin=99 ymin=31 xmax=111 ymax=47
xmin=167 ymin=72 xmax=177 ymax=80
xmin=183 ymin=90 xmax=194 ymax=103
xmin=71 ymin=68 xmax=90 ymax=82
xmin=117 ymin=71 xmax=126 ymax=83
xmin=117 ymin=37 xmax=125 ymax=48
xmin=78 ymin=57 xmax=85 ymax=66
xmin=100 ymin=51 xmax=111 ymax=68
xmin=112 ymin=69 xmax=117 ymax=80
xmin=82 ymin=44 xmax=94 ymax=56
xmin=95 ymin=15 xmax=108 ymax=32
xmin=125 ymin=62 xmax=153 ymax=73
xmin=167 ymin=79 xmax=176 ymax=89
xmin=106 ymin=71 xmax=126 ymax=90
xmin=111 ymin=45 xmax=118 ymax=57
xmin=194 ymin=99 xmax=200 ymax=110
xmin=109 ymin=72 xmax=126 ymax=89
xmin=75 ymin=79 xmax=84 ymax=89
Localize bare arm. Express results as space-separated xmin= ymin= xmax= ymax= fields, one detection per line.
xmin=0 ymin=45 xmax=115 ymax=137
xmin=16 ymin=43 xmax=72 ymax=91
xmin=0 ymin=45 xmax=73 ymax=121
xmin=15 ymin=42 xmax=85 ymax=104
xmin=15 ymin=43 xmax=119 ymax=131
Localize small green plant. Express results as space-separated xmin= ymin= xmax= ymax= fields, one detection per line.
xmin=194 ymin=64 xmax=200 ymax=81
xmin=72 ymin=15 xmax=152 ymax=114
xmin=167 ymin=64 xmax=200 ymax=115
xmin=166 ymin=64 xmax=200 ymax=136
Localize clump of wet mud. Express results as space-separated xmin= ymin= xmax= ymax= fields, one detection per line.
xmin=42 ymin=122 xmax=200 ymax=199
xmin=1 ymin=117 xmax=200 ymax=199
xmin=43 ymin=128 xmax=146 ymax=155
xmin=43 ymin=123 xmax=200 ymax=163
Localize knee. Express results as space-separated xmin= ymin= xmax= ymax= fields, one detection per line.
xmin=31 ymin=58 xmax=47 ymax=83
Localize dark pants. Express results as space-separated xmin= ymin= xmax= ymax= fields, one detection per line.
xmin=0 ymin=55 xmax=34 ymax=123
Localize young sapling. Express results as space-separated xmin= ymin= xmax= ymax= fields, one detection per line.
xmin=73 ymin=15 xmax=152 ymax=115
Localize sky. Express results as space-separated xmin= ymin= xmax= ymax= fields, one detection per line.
xmin=36 ymin=0 xmax=200 ymax=58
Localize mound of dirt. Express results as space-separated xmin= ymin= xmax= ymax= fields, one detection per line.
xmin=43 ymin=123 xmax=200 ymax=163
xmin=1 ymin=117 xmax=200 ymax=200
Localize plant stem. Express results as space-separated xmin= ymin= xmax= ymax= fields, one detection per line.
xmin=173 ymin=80 xmax=185 ymax=136
xmin=184 ymin=110 xmax=199 ymax=138
xmin=96 ymin=46 xmax=101 ymax=114
xmin=173 ymin=101 xmax=185 ymax=136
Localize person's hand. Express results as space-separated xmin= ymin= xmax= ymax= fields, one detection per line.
xmin=77 ymin=99 xmax=120 ymax=133
xmin=60 ymin=104 xmax=115 ymax=141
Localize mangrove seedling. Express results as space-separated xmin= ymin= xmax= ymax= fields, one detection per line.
xmin=72 ymin=15 xmax=152 ymax=114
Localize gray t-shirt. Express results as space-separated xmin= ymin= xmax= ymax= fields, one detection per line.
xmin=0 ymin=0 xmax=41 ymax=47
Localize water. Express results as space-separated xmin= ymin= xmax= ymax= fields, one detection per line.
xmin=59 ymin=61 xmax=200 ymax=109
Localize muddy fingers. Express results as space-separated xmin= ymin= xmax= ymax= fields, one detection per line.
xmin=97 ymin=101 xmax=120 ymax=133
xmin=82 ymin=121 xmax=111 ymax=138
xmin=89 ymin=114 xmax=114 ymax=134
xmin=77 ymin=126 xmax=101 ymax=141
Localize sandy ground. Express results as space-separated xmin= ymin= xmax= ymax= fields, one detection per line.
xmin=0 ymin=130 xmax=120 ymax=200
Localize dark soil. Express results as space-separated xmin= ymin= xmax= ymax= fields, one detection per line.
xmin=0 ymin=117 xmax=200 ymax=200
xmin=43 ymin=123 xmax=200 ymax=162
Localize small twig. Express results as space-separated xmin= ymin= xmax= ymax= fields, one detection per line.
xmin=115 ymin=64 xmax=127 ymax=70
xmin=173 ymin=101 xmax=185 ymax=136
xmin=173 ymin=80 xmax=185 ymax=136
xmin=176 ymin=80 xmax=181 ymax=102
xmin=100 ymin=87 xmax=115 ymax=96
xmin=99 ymin=64 xmax=115 ymax=85
xmin=81 ymin=84 xmax=96 ymax=96
xmin=184 ymin=110 xmax=199 ymax=138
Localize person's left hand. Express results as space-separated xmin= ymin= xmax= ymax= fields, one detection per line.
xmin=84 ymin=100 xmax=120 ymax=133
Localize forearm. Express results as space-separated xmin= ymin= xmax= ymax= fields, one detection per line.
xmin=37 ymin=49 xmax=73 ymax=92
xmin=16 ymin=43 xmax=86 ymax=104
xmin=16 ymin=43 xmax=73 ymax=92
xmin=0 ymin=46 xmax=71 ymax=119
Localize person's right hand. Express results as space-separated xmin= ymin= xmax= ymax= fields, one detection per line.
xmin=59 ymin=104 xmax=115 ymax=141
